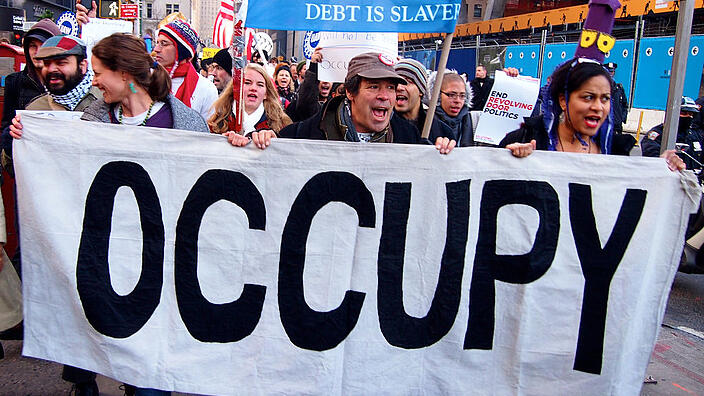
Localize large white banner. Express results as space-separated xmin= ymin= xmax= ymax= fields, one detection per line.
xmin=15 ymin=114 xmax=699 ymax=395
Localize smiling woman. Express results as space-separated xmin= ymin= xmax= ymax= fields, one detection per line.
xmin=79 ymin=33 xmax=209 ymax=134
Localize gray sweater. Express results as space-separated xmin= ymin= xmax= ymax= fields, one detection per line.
xmin=80 ymin=94 xmax=210 ymax=133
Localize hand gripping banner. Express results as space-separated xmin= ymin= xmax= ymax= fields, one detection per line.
xmin=14 ymin=114 xmax=700 ymax=395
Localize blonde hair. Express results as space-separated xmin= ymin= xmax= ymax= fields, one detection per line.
xmin=208 ymin=63 xmax=292 ymax=134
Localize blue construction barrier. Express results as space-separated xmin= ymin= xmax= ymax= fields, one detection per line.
xmin=633 ymin=36 xmax=704 ymax=110
xmin=505 ymin=44 xmax=541 ymax=78
xmin=541 ymin=43 xmax=577 ymax=86
xmin=443 ymin=47 xmax=477 ymax=75
xmin=603 ymin=39 xmax=635 ymax=102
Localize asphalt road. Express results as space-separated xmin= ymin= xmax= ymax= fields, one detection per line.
xmin=641 ymin=272 xmax=704 ymax=396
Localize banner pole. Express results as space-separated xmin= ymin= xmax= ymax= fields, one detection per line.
xmin=422 ymin=32 xmax=454 ymax=140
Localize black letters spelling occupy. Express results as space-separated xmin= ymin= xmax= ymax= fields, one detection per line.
xmin=279 ymin=172 xmax=375 ymax=351
xmin=378 ymin=180 xmax=470 ymax=348
xmin=175 ymin=170 xmax=266 ymax=343
xmin=77 ymin=161 xmax=165 ymax=338
xmin=465 ymin=180 xmax=559 ymax=350
xmin=570 ymin=183 xmax=646 ymax=374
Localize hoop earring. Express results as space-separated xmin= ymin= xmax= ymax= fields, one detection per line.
xmin=129 ymin=82 xmax=138 ymax=94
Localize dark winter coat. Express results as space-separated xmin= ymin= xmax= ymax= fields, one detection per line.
xmin=499 ymin=115 xmax=636 ymax=155
xmin=469 ymin=77 xmax=494 ymax=110
xmin=641 ymin=120 xmax=704 ymax=169
xmin=286 ymin=62 xmax=326 ymax=122
xmin=279 ymin=95 xmax=424 ymax=144
xmin=611 ymin=83 xmax=629 ymax=132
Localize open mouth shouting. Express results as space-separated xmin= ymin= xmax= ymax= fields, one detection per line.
xmin=584 ymin=115 xmax=602 ymax=129
xmin=372 ymin=106 xmax=390 ymax=121
xmin=396 ymin=93 xmax=408 ymax=107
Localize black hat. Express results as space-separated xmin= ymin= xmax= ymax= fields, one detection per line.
xmin=212 ymin=49 xmax=232 ymax=76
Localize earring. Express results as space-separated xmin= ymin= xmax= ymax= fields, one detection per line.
xmin=129 ymin=82 xmax=138 ymax=94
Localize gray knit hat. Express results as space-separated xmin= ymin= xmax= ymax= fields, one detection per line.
xmin=395 ymin=58 xmax=428 ymax=97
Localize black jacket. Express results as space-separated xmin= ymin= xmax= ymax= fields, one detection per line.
xmin=470 ymin=77 xmax=493 ymax=111
xmin=499 ymin=115 xmax=636 ymax=155
xmin=286 ymin=62 xmax=325 ymax=122
xmin=1 ymin=69 xmax=44 ymax=158
xmin=641 ymin=121 xmax=704 ymax=169
xmin=611 ymin=83 xmax=629 ymax=132
xmin=280 ymin=95 xmax=424 ymax=144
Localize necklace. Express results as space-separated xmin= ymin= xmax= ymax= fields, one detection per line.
xmin=557 ymin=134 xmax=591 ymax=153
xmin=118 ymin=101 xmax=155 ymax=126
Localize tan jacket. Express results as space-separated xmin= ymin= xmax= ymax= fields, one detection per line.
xmin=26 ymin=86 xmax=102 ymax=112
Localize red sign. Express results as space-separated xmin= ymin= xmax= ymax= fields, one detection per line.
xmin=120 ymin=3 xmax=138 ymax=19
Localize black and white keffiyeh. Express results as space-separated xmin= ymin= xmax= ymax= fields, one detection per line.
xmin=51 ymin=69 xmax=94 ymax=111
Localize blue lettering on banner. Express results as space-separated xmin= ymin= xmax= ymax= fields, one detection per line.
xmin=246 ymin=0 xmax=462 ymax=33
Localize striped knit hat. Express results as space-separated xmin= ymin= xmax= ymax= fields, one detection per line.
xmin=395 ymin=58 xmax=428 ymax=97
xmin=159 ymin=19 xmax=199 ymax=61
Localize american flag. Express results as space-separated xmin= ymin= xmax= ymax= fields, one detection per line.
xmin=212 ymin=0 xmax=235 ymax=48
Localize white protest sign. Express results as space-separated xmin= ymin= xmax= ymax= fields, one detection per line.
xmin=318 ymin=31 xmax=398 ymax=82
xmin=15 ymin=114 xmax=699 ymax=395
xmin=474 ymin=70 xmax=540 ymax=145
xmin=80 ymin=18 xmax=133 ymax=65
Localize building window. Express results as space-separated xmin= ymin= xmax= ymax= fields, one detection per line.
xmin=473 ymin=4 xmax=482 ymax=17
xmin=146 ymin=2 xmax=152 ymax=18
xmin=166 ymin=3 xmax=179 ymax=14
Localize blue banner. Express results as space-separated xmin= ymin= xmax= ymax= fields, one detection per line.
xmin=245 ymin=0 xmax=462 ymax=33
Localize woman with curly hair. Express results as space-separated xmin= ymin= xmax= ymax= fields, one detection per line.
xmin=208 ymin=63 xmax=292 ymax=149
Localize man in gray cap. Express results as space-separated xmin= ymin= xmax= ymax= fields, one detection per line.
xmin=7 ymin=33 xmax=104 ymax=396
xmin=26 ymin=35 xmax=101 ymax=111
xmin=279 ymin=52 xmax=454 ymax=152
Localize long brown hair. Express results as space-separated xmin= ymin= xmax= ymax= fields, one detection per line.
xmin=92 ymin=33 xmax=171 ymax=101
xmin=208 ymin=63 xmax=292 ymax=134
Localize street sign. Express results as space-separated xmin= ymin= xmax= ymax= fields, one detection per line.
xmin=99 ymin=0 xmax=120 ymax=18
xmin=120 ymin=3 xmax=138 ymax=19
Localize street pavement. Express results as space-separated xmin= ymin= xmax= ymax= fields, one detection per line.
xmin=641 ymin=272 xmax=704 ymax=396
xmin=2 ymin=272 xmax=703 ymax=395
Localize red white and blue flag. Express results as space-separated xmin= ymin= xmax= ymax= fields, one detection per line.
xmin=212 ymin=0 xmax=234 ymax=48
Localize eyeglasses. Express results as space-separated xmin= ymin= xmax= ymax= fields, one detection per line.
xmin=154 ymin=40 xmax=173 ymax=48
xmin=441 ymin=91 xmax=466 ymax=100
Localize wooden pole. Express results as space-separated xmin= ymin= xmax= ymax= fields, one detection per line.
xmin=422 ymin=32 xmax=454 ymax=140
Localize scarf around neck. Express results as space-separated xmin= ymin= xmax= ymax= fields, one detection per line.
xmin=51 ymin=69 xmax=94 ymax=111
xmin=435 ymin=105 xmax=468 ymax=133
xmin=242 ymin=103 xmax=265 ymax=133
xmin=168 ymin=60 xmax=199 ymax=108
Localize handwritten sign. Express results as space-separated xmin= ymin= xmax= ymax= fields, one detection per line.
xmin=317 ymin=32 xmax=397 ymax=83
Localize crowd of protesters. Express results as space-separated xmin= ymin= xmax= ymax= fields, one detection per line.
xmin=0 ymin=2 xmax=695 ymax=394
